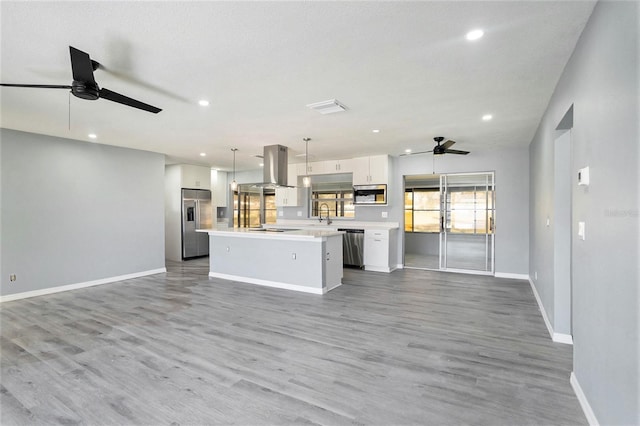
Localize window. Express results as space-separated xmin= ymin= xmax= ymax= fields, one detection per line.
xmin=310 ymin=174 xmax=354 ymax=218
xmin=311 ymin=190 xmax=354 ymax=218
xmin=264 ymin=192 xmax=277 ymax=224
xmin=447 ymin=187 xmax=494 ymax=234
xmin=405 ymin=188 xmax=440 ymax=232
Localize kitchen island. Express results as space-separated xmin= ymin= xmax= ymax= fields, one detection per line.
xmin=198 ymin=228 xmax=344 ymax=294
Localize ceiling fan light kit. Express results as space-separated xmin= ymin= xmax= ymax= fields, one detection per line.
xmin=0 ymin=46 xmax=162 ymax=114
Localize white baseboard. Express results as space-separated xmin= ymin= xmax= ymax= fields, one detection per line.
xmin=528 ymin=277 xmax=573 ymax=345
xmin=571 ymin=372 xmax=600 ymax=426
xmin=364 ymin=265 xmax=393 ymax=273
xmin=209 ymin=272 xmax=328 ymax=294
xmin=0 ymin=268 xmax=167 ymax=303
xmin=553 ymin=332 xmax=574 ymax=344
xmin=495 ymin=272 xmax=529 ymax=280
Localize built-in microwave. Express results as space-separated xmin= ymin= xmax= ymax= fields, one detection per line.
xmin=353 ymin=184 xmax=387 ymax=205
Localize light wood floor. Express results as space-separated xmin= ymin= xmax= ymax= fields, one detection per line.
xmin=1 ymin=259 xmax=585 ymax=425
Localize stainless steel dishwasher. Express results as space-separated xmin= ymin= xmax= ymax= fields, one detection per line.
xmin=338 ymin=228 xmax=364 ymax=268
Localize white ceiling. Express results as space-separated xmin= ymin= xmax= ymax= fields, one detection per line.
xmin=0 ymin=1 xmax=596 ymax=172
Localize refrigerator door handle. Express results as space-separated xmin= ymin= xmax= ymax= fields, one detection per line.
xmin=195 ymin=200 xmax=200 ymax=229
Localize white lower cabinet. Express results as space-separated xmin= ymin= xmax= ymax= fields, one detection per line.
xmin=363 ymin=229 xmax=397 ymax=272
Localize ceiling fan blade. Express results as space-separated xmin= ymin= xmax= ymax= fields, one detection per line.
xmin=444 ymin=149 xmax=470 ymax=155
xmin=399 ymin=150 xmax=431 ymax=156
xmin=1 ymin=83 xmax=72 ymax=89
xmin=99 ymin=88 xmax=162 ymax=113
xmin=69 ymin=46 xmax=96 ymax=84
xmin=441 ymin=139 xmax=456 ymax=150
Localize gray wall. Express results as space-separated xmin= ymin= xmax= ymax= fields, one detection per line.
xmin=281 ymin=150 xmax=529 ymax=275
xmin=394 ymin=148 xmax=530 ymax=275
xmin=528 ymin=1 xmax=639 ymax=424
xmin=0 ymin=129 xmax=166 ymax=297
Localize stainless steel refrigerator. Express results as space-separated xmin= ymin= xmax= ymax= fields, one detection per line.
xmin=182 ymin=189 xmax=212 ymax=259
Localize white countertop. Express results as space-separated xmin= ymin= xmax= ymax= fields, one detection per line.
xmin=198 ymin=227 xmax=343 ymax=240
xmin=266 ymin=220 xmax=400 ymax=231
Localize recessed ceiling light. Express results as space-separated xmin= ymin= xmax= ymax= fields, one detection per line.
xmin=372 ymin=129 xmax=380 ymax=133
xmin=482 ymin=114 xmax=493 ymax=121
xmin=405 ymin=149 xmax=412 ymax=153
xmin=200 ymin=152 xmax=206 ymax=157
xmin=198 ymin=100 xmax=210 ymax=107
xmin=466 ymin=29 xmax=484 ymax=41
xmin=259 ymin=163 xmax=264 ymax=167
xmin=88 ymin=133 xmax=97 ymax=139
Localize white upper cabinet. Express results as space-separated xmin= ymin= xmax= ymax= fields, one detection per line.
xmin=181 ymin=164 xmax=211 ymax=189
xmin=352 ymin=155 xmax=389 ymax=185
xmin=324 ymin=158 xmax=353 ymax=173
xmin=297 ymin=159 xmax=354 ymax=175
xmin=276 ymin=164 xmax=299 ymax=206
xmin=297 ymin=161 xmax=326 ymax=175
xmin=211 ymin=170 xmax=228 ymax=207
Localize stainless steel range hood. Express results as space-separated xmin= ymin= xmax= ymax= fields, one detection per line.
xmin=255 ymin=144 xmax=293 ymax=188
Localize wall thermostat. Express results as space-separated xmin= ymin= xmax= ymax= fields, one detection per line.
xmin=578 ymin=166 xmax=590 ymax=186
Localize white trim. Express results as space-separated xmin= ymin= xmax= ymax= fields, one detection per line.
xmin=571 ymin=372 xmax=600 ymax=426
xmin=528 ymin=276 xmax=573 ymax=345
xmin=553 ymin=332 xmax=574 ymax=344
xmin=364 ymin=265 xmax=395 ymax=273
xmin=209 ymin=272 xmax=328 ymax=295
xmin=495 ymin=272 xmax=529 ymax=280
xmin=529 ymin=276 xmax=555 ymax=340
xmin=0 ymin=268 xmax=167 ymax=303
xmin=441 ymin=267 xmax=494 ymax=276
xmin=325 ymin=282 xmax=343 ymax=293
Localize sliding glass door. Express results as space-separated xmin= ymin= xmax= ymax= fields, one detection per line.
xmin=440 ymin=172 xmax=495 ymax=274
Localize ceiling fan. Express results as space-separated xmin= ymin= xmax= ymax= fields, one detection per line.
xmin=0 ymin=46 xmax=162 ymax=114
xmin=402 ymin=136 xmax=470 ymax=156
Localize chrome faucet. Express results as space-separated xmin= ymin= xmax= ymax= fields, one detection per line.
xmin=319 ymin=203 xmax=332 ymax=225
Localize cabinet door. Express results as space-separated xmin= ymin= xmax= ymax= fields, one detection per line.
xmin=352 ymin=156 xmax=388 ymax=185
xmin=275 ymin=187 xmax=299 ymax=206
xmin=368 ymin=155 xmax=388 ymax=184
xmin=275 ymin=188 xmax=288 ymax=206
xmin=303 ymin=161 xmax=325 ymax=175
xmin=182 ymin=165 xmax=210 ymax=188
xmin=364 ymin=230 xmax=389 ymax=267
xmin=326 ymin=158 xmax=354 ymax=173
xmin=352 ymin=157 xmax=371 ymax=185
xmin=212 ymin=170 xmax=228 ymax=207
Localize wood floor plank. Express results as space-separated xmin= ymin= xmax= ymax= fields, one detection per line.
xmin=0 ymin=258 xmax=586 ymax=425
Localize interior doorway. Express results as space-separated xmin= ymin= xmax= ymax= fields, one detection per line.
xmin=553 ymin=105 xmax=574 ymax=340
xmin=404 ymin=172 xmax=495 ymax=275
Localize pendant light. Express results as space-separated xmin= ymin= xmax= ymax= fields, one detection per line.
xmin=230 ymin=148 xmax=238 ymax=191
xmin=302 ymin=137 xmax=311 ymax=188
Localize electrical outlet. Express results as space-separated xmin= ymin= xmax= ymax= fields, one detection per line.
xmin=292 ymin=253 xmax=297 ymax=260
xmin=9 ymin=274 xmax=17 ymax=282
xmin=534 ymin=271 xmax=538 ymax=281
xmin=381 ymin=211 xmax=388 ymax=218
xmin=297 ymin=211 xmax=302 ymax=217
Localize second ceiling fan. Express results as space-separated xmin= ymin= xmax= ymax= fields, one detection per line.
xmin=403 ymin=137 xmax=470 ymax=156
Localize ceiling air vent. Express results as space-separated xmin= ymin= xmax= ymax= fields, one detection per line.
xmin=306 ymin=99 xmax=347 ymax=115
